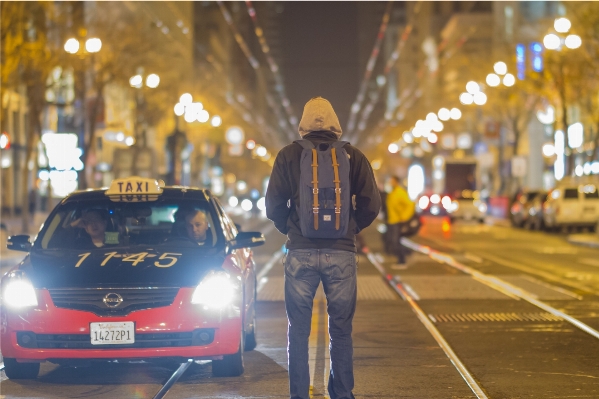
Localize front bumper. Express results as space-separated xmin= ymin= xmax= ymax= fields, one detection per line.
xmin=0 ymin=288 xmax=242 ymax=362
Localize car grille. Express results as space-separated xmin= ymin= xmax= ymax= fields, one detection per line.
xmin=16 ymin=329 xmax=215 ymax=349
xmin=48 ymin=287 xmax=180 ymax=316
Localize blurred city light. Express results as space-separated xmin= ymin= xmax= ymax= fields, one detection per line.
xmin=184 ymin=110 xmax=195 ymax=123
xmin=371 ymin=159 xmax=382 ymax=170
xmin=426 ymin=112 xmax=438 ymax=122
xmin=402 ymin=131 xmax=414 ymax=143
xmin=473 ymin=92 xmax=487 ymax=105
xmin=465 ymin=81 xmax=480 ymax=94
xmin=197 ymin=109 xmax=210 ymax=123
xmin=493 ymin=62 xmax=507 ymax=75
xmin=129 ymin=75 xmax=143 ymax=88
xmin=236 ymin=180 xmax=248 ymax=193
xmin=450 ymin=108 xmax=462 ymax=120
xmin=418 ymin=196 xmax=429 ymax=210
xmin=430 ymin=194 xmax=440 ymax=204
xmin=554 ymin=17 xmax=571 ymax=33
xmin=145 ymin=74 xmax=160 ymax=88
xmin=567 ymin=123 xmax=583 ymax=148
xmin=64 ymin=38 xmax=80 ymax=54
xmin=460 ymin=92 xmax=474 ymax=105
xmin=228 ymin=196 xmax=239 ymax=207
xmin=125 ymin=137 xmax=135 ymax=146
xmin=565 ymin=34 xmax=582 ymax=49
xmin=542 ymin=143 xmax=555 ymax=157
xmin=257 ymin=197 xmax=266 ymax=211
xmin=407 ymin=164 xmax=425 ymax=200
xmin=486 ymin=73 xmax=500 ymax=87
xmin=536 ymin=105 xmax=555 ymax=125
xmin=256 ymin=146 xmax=268 ymax=157
xmin=433 ymin=156 xmax=445 ymax=169
xmin=554 ymin=130 xmax=565 ymax=180
xmin=457 ymin=133 xmax=472 ymax=149
xmin=211 ymin=115 xmax=222 ymax=127
xmin=116 ymin=132 xmax=125 ymax=141
xmin=428 ymin=133 xmax=438 ymax=144
xmin=432 ymin=120 xmax=444 ymax=132
xmin=85 ymin=38 xmax=102 ymax=53
xmin=179 ymin=93 xmax=193 ymax=105
xmin=174 ymin=103 xmax=185 ymax=116
xmin=438 ymin=108 xmax=450 ymax=121
xmin=388 ymin=143 xmax=399 ymax=154
xmin=543 ymin=33 xmax=561 ymax=50
xmin=241 ymin=199 xmax=253 ymax=211
xmin=575 ymin=165 xmax=584 ymax=177
xmin=226 ymin=126 xmax=244 ymax=145
xmin=246 ymin=140 xmax=256 ymax=150
xmin=502 ymin=73 xmax=516 ymax=87
xmin=0 ymin=133 xmax=9 ymax=149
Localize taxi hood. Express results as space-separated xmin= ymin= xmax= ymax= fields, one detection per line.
xmin=23 ymin=248 xmax=227 ymax=289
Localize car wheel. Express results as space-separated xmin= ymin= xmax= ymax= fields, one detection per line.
xmin=244 ymin=310 xmax=257 ymax=352
xmin=212 ymin=332 xmax=244 ymax=377
xmin=3 ymin=358 xmax=40 ymax=379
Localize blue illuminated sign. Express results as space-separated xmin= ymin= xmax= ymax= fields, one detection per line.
xmin=516 ymin=44 xmax=526 ymax=80
xmin=530 ymin=42 xmax=543 ymax=72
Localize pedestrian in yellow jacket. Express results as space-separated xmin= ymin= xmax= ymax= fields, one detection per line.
xmin=386 ymin=176 xmax=415 ymax=265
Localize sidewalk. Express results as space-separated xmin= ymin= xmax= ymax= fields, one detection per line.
xmin=568 ymin=233 xmax=599 ymax=249
xmin=0 ymin=212 xmax=49 ymax=274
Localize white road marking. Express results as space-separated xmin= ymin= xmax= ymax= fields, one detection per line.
xmin=464 ymin=252 xmax=483 ymax=264
xmin=402 ymin=238 xmax=599 ymax=341
xmin=579 ymin=258 xmax=599 ymax=268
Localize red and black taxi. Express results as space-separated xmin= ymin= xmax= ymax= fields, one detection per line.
xmin=1 ymin=177 xmax=264 ymax=379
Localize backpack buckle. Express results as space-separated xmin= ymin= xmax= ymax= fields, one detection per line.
xmin=313 ymin=207 xmax=319 ymax=214
xmin=334 ymin=188 xmax=341 ymax=193
xmin=313 ymin=188 xmax=319 ymax=194
xmin=335 ymin=207 xmax=341 ymax=214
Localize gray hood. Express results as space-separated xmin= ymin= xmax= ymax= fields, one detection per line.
xmin=298 ymin=97 xmax=342 ymax=138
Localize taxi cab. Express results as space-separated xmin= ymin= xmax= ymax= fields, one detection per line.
xmin=1 ymin=177 xmax=265 ymax=379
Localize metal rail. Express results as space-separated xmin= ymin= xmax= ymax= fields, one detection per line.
xmin=366 ymin=253 xmax=490 ymax=399
xmin=152 ymin=359 xmax=193 ymax=399
xmin=401 ymin=237 xmax=599 ymax=341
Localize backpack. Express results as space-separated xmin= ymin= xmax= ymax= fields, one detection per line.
xmin=294 ymin=139 xmax=351 ymax=239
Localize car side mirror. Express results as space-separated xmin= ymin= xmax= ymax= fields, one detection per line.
xmin=7 ymin=235 xmax=32 ymax=252
xmin=230 ymin=231 xmax=265 ymax=250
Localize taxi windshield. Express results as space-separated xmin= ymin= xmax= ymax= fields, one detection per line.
xmin=36 ymin=198 xmax=222 ymax=250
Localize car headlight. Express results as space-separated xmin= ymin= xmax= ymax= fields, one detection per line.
xmin=191 ymin=271 xmax=237 ymax=309
xmin=2 ymin=271 xmax=38 ymax=308
xmin=478 ymin=203 xmax=488 ymax=213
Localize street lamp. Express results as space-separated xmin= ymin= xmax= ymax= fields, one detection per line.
xmin=543 ymin=17 xmax=582 ymax=51
xmin=64 ymin=37 xmax=102 ymax=55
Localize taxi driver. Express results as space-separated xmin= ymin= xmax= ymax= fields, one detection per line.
xmin=185 ymin=210 xmax=209 ymax=244
xmin=72 ymin=210 xmax=109 ymax=248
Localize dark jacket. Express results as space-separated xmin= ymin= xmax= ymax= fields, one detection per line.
xmin=266 ymin=131 xmax=381 ymax=252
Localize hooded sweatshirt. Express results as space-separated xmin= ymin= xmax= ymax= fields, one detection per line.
xmin=266 ymin=97 xmax=381 ymax=252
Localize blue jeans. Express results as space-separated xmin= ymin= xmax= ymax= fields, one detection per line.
xmin=285 ymin=249 xmax=357 ymax=399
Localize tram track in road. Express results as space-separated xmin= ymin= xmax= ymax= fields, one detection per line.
xmin=366 ymin=233 xmax=599 ymax=399
xmin=400 ymin=237 xmax=599 ymax=340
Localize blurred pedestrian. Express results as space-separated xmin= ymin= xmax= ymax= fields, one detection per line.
xmin=266 ymin=96 xmax=380 ymax=399
xmin=386 ymin=176 xmax=414 ymax=265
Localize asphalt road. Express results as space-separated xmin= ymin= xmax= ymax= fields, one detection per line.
xmin=2 ymin=214 xmax=599 ymax=398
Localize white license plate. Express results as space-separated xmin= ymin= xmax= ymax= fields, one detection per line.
xmin=90 ymin=322 xmax=135 ymax=345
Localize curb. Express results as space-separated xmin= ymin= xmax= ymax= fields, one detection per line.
xmin=567 ymin=235 xmax=599 ymax=249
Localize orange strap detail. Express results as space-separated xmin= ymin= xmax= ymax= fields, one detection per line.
xmin=331 ymin=148 xmax=342 ymax=230
xmin=311 ymin=149 xmax=319 ymax=230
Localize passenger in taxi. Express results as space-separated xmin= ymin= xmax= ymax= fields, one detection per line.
xmin=185 ymin=210 xmax=210 ymax=245
xmin=71 ymin=209 xmax=110 ymax=248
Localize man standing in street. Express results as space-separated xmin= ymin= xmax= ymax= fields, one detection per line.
xmin=386 ymin=176 xmax=415 ymax=266
xmin=266 ymin=97 xmax=380 ymax=399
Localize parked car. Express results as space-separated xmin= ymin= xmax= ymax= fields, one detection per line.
xmin=543 ymin=184 xmax=599 ymax=231
xmin=510 ymin=190 xmax=544 ymax=228
xmin=447 ymin=190 xmax=487 ymax=223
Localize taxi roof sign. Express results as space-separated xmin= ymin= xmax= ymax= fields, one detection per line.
xmin=105 ymin=177 xmax=164 ymax=202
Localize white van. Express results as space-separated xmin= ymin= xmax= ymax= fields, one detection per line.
xmin=543 ymin=184 xmax=599 ymax=230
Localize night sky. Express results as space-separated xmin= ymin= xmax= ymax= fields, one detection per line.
xmin=281 ymin=2 xmax=360 ymax=130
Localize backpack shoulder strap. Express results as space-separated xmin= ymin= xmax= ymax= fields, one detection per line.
xmin=293 ymin=139 xmax=314 ymax=149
